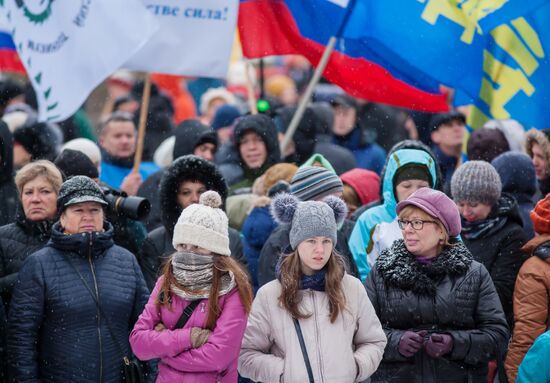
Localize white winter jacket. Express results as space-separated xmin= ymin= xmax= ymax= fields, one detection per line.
xmin=239 ymin=274 xmax=387 ymax=383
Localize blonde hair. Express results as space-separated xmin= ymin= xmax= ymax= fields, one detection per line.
xmin=15 ymin=160 xmax=63 ymax=195
xmin=398 ymin=205 xmax=452 ymax=248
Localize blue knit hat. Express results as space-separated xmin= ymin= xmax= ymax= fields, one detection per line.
xmin=211 ymin=104 xmax=241 ymax=130
xmin=290 ymin=166 xmax=343 ymax=201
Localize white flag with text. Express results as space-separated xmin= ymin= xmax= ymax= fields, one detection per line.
xmin=1 ymin=0 xmax=158 ymax=122
xmin=125 ymin=0 xmax=238 ymax=78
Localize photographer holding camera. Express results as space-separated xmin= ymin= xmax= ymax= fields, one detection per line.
xmin=54 ymin=149 xmax=150 ymax=255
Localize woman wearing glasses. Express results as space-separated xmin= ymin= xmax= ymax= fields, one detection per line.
xmin=365 ymin=187 xmax=509 ymax=383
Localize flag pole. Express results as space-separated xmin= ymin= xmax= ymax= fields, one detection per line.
xmin=133 ymin=72 xmax=151 ymax=173
xmin=280 ymin=0 xmax=357 ymax=154
xmin=245 ymin=61 xmax=258 ymax=114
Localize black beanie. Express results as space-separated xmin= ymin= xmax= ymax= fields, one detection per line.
xmin=54 ymin=149 xmax=99 ymax=180
xmin=13 ymin=122 xmax=58 ymax=161
xmin=393 ymin=164 xmax=432 ymax=188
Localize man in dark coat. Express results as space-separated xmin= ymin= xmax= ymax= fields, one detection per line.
xmin=0 ymin=121 xmax=17 ymax=226
xmin=137 ymin=120 xmax=217 ymax=231
xmin=138 ymin=155 xmax=246 ymax=290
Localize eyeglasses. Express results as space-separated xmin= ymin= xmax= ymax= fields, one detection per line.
xmin=397 ymin=219 xmax=437 ymax=231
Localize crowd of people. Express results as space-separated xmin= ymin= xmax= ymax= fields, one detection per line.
xmin=0 ymin=68 xmax=549 ymax=383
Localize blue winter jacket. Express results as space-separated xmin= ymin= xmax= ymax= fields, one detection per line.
xmin=333 ymin=127 xmax=386 ymax=174
xmin=100 ymin=161 xmax=159 ymax=190
xmin=348 ymin=148 xmax=438 ymax=281
xmin=516 ymin=330 xmax=550 ymax=383
xmin=7 ymin=222 xmax=149 ymax=383
xmin=241 ymin=205 xmax=277 ymax=292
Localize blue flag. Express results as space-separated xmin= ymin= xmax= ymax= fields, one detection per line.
xmin=343 ymin=0 xmax=550 ymax=128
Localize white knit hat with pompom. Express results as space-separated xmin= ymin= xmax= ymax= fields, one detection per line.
xmin=172 ymin=191 xmax=230 ymax=256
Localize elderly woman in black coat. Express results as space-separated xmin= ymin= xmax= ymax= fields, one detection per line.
xmin=365 ymin=188 xmax=509 ymax=383
xmin=8 ymin=176 xmax=149 ymax=382
xmin=0 ymin=160 xmax=62 ymax=308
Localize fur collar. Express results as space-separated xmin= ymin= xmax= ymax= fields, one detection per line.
xmin=376 ymin=239 xmax=473 ymax=296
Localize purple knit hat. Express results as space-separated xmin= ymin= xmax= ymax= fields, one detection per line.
xmin=396 ymin=187 xmax=461 ymax=236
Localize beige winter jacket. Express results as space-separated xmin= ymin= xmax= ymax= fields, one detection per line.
xmin=239 ymin=274 xmax=387 ymax=383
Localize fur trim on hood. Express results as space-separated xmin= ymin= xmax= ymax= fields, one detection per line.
xmin=159 ymin=155 xmax=227 ymax=234
xmin=376 ymin=239 xmax=473 ymax=296
xmin=525 ymin=128 xmax=550 ymax=163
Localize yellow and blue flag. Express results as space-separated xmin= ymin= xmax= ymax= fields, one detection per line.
xmin=343 ymin=0 xmax=550 ymax=129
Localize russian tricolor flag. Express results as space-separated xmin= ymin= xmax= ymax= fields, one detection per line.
xmin=238 ymin=0 xmax=448 ymax=112
xmin=0 ymin=29 xmax=25 ymax=75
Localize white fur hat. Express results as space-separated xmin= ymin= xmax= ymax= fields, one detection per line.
xmin=172 ymin=191 xmax=230 ymax=256
xmin=199 ymin=87 xmax=236 ymax=115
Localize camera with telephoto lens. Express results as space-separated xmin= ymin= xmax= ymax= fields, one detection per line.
xmin=100 ymin=187 xmax=151 ymax=220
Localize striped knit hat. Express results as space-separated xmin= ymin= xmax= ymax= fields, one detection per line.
xmin=290 ymin=166 xmax=343 ymax=201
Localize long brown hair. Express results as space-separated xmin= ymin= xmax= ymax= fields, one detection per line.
xmin=157 ymin=255 xmax=253 ymax=330
xmin=278 ymin=250 xmax=346 ymax=323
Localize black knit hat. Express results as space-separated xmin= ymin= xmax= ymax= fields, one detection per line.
xmin=57 ymin=176 xmax=107 ymax=212
xmin=54 ymin=149 xmax=99 ymax=180
xmin=393 ymin=164 xmax=432 ymax=188
xmin=430 ymin=111 xmax=466 ymax=131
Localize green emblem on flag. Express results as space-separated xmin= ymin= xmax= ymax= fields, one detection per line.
xmin=15 ymin=0 xmax=54 ymax=24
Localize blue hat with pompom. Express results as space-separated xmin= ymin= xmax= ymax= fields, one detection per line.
xmin=271 ymin=193 xmax=347 ymax=250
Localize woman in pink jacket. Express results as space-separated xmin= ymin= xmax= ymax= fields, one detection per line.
xmin=130 ymin=191 xmax=253 ymax=382
xmin=239 ymin=193 xmax=387 ymax=382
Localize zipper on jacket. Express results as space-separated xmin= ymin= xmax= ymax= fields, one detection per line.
xmin=311 ymin=291 xmax=325 ymax=383
xmin=87 ymin=234 xmax=104 ymax=383
xmin=201 ymin=302 xmax=205 ymax=313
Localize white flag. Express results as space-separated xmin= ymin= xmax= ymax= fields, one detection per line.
xmin=1 ymin=1 xmax=158 ymax=122
xmin=125 ymin=0 xmax=238 ymax=78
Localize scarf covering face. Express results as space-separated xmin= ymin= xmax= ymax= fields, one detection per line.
xmin=171 ymin=252 xmax=236 ymax=300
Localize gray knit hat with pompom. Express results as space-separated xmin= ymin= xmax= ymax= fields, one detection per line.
xmin=172 ymin=190 xmax=230 ymax=255
xmin=271 ymin=193 xmax=347 ymax=250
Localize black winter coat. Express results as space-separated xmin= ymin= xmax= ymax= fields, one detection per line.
xmin=365 ymin=240 xmax=509 ymax=383
xmin=257 ymin=224 xmax=358 ymax=287
xmin=7 ymin=222 xmax=149 ymax=383
xmin=0 ymin=121 xmax=17 ymax=226
xmin=139 ymin=225 xmax=246 ymax=291
xmin=0 ymin=210 xmax=53 ymax=308
xmin=461 ymin=194 xmax=527 ymax=326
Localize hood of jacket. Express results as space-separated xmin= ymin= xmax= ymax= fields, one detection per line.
xmin=48 ymin=221 xmax=115 ymax=258
xmin=379 ymin=147 xmax=439 ymax=217
xmin=173 ymin=119 xmax=217 ymax=160
xmin=233 ymin=114 xmax=281 ymax=170
xmin=492 ymin=151 xmax=537 ymax=199
xmin=274 ymin=106 xmax=317 ymax=165
xmin=0 ymin=120 xmax=13 ymax=184
xmin=159 ymin=155 xmax=228 ymax=234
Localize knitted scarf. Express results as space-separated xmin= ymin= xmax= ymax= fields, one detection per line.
xmin=300 ymin=270 xmax=326 ymax=291
xmin=171 ymin=252 xmax=235 ymax=300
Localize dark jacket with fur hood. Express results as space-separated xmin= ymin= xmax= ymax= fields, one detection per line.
xmin=138 ymin=155 xmax=246 ymax=290
xmin=137 ymin=120 xmax=217 ymax=231
xmin=525 ymin=128 xmax=550 ymax=197
xmin=365 ymin=239 xmax=509 ymax=383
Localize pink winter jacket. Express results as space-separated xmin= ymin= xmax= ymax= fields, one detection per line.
xmin=130 ymin=276 xmax=248 ymax=383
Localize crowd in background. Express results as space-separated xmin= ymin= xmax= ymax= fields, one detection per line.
xmin=1 ymin=60 xmax=549 ymax=383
